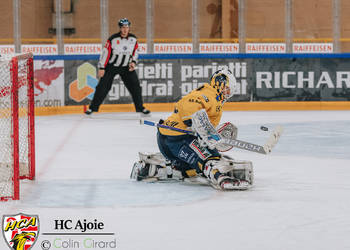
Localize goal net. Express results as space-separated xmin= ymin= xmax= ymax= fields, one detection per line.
xmin=0 ymin=53 xmax=35 ymax=201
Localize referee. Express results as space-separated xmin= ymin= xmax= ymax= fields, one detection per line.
xmin=85 ymin=18 xmax=150 ymax=115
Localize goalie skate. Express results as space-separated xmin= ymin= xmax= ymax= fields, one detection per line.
xmin=217 ymin=176 xmax=250 ymax=191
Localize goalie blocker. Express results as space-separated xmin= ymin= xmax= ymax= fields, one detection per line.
xmin=130 ymin=152 xmax=254 ymax=191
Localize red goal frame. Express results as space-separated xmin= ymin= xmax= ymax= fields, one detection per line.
xmin=0 ymin=53 xmax=35 ymax=201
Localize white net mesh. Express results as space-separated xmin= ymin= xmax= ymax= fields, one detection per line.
xmin=0 ymin=53 xmax=34 ymax=200
xmin=0 ymin=59 xmax=13 ymax=198
xmin=18 ymin=59 xmax=30 ymax=177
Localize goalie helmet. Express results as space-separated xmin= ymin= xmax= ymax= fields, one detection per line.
xmin=118 ymin=18 xmax=131 ymax=27
xmin=210 ymin=67 xmax=237 ymax=102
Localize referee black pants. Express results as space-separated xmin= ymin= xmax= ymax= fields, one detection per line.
xmin=89 ymin=66 xmax=144 ymax=112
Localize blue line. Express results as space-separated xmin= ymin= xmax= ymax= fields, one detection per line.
xmin=34 ymin=53 xmax=350 ymax=61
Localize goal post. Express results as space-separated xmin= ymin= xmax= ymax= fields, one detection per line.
xmin=0 ymin=53 xmax=35 ymax=201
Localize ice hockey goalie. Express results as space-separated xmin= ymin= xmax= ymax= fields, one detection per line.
xmin=130 ymin=120 xmax=254 ymax=191
xmin=131 ymin=68 xmax=254 ymax=190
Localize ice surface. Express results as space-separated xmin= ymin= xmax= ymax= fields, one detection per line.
xmin=1 ymin=110 xmax=350 ymax=250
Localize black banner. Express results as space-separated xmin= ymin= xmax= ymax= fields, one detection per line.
xmin=64 ymin=57 xmax=350 ymax=106
xmin=252 ymin=58 xmax=350 ymax=101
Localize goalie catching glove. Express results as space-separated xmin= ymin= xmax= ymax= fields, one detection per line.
xmin=215 ymin=122 xmax=237 ymax=152
xmin=191 ymin=109 xmax=238 ymax=151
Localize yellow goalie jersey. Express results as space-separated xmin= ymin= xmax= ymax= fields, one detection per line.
xmin=159 ymin=83 xmax=223 ymax=136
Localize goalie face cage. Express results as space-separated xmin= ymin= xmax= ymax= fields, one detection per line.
xmin=0 ymin=53 xmax=35 ymax=201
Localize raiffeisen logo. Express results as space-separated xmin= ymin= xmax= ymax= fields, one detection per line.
xmin=2 ymin=213 xmax=39 ymax=250
xmin=69 ymin=62 xmax=98 ymax=102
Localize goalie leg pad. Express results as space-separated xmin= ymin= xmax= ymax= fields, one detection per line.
xmin=130 ymin=152 xmax=183 ymax=181
xmin=203 ymin=155 xmax=254 ymax=190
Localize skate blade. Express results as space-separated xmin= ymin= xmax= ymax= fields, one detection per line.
xmin=215 ymin=182 xmax=252 ymax=191
xmin=140 ymin=113 xmax=151 ymax=118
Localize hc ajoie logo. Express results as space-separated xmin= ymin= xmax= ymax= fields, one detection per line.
xmin=2 ymin=213 xmax=39 ymax=250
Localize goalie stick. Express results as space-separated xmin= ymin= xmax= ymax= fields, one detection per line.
xmin=140 ymin=119 xmax=283 ymax=155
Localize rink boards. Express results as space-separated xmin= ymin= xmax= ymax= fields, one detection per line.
xmin=30 ymin=53 xmax=350 ymax=115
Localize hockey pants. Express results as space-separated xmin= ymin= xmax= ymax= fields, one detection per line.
xmin=157 ymin=132 xmax=221 ymax=178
